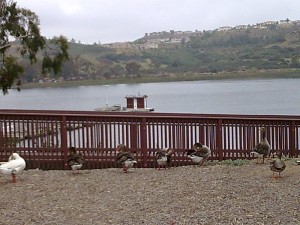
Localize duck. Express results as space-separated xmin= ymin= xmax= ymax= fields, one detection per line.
xmin=67 ymin=147 xmax=85 ymax=174
xmin=186 ymin=143 xmax=211 ymax=166
xmin=0 ymin=153 xmax=26 ymax=183
xmin=270 ymin=150 xmax=286 ymax=178
xmin=116 ymin=144 xmax=137 ymax=173
xmin=155 ymin=148 xmax=174 ymax=170
xmin=250 ymin=127 xmax=271 ymax=163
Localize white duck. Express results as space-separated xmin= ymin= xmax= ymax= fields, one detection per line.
xmin=250 ymin=127 xmax=271 ymax=163
xmin=155 ymin=148 xmax=174 ymax=170
xmin=116 ymin=144 xmax=137 ymax=173
xmin=0 ymin=153 xmax=26 ymax=183
xmin=186 ymin=143 xmax=211 ymax=166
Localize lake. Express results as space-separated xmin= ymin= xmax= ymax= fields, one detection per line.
xmin=0 ymin=78 xmax=299 ymax=115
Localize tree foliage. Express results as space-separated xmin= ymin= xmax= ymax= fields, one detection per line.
xmin=0 ymin=0 xmax=69 ymax=94
xmin=125 ymin=62 xmax=141 ymax=77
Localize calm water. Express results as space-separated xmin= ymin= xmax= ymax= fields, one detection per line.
xmin=0 ymin=78 xmax=299 ymax=115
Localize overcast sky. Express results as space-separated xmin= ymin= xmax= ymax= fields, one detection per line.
xmin=16 ymin=0 xmax=300 ymax=44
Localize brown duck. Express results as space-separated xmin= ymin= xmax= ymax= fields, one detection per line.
xmin=250 ymin=127 xmax=270 ymax=163
xmin=270 ymin=150 xmax=286 ymax=178
xmin=186 ymin=143 xmax=211 ymax=166
xmin=116 ymin=144 xmax=137 ymax=173
xmin=67 ymin=147 xmax=85 ymax=174
xmin=155 ymin=148 xmax=174 ymax=170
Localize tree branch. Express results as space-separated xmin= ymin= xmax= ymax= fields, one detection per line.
xmin=0 ymin=42 xmax=12 ymax=51
xmin=0 ymin=34 xmax=31 ymax=51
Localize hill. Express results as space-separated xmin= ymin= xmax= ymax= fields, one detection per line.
xmin=19 ymin=19 xmax=300 ymax=85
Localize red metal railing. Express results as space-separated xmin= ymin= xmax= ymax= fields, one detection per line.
xmin=0 ymin=109 xmax=299 ymax=170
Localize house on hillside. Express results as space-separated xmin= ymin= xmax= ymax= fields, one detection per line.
xmin=253 ymin=21 xmax=277 ymax=29
xmin=235 ymin=25 xmax=249 ymax=30
xmin=217 ymin=26 xmax=232 ymax=31
xmin=279 ymin=19 xmax=291 ymax=25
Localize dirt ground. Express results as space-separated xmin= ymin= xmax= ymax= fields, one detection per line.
xmin=0 ymin=158 xmax=300 ymax=225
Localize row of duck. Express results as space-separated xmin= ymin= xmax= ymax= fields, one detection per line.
xmin=68 ymin=127 xmax=284 ymax=176
xmin=66 ymin=142 xmax=212 ymax=173
xmin=0 ymin=127 xmax=286 ymax=182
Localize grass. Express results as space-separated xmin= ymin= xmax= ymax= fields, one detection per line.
xmin=19 ymin=68 xmax=300 ymax=89
xmin=215 ymin=159 xmax=251 ymax=166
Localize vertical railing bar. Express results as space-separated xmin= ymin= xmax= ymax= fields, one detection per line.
xmin=160 ymin=121 xmax=164 ymax=148
xmin=290 ymin=120 xmax=296 ymax=157
xmin=217 ymin=119 xmax=223 ymax=160
xmin=113 ymin=120 xmax=117 ymax=147
xmin=140 ymin=117 xmax=147 ymax=168
xmin=224 ymin=124 xmax=227 ymax=152
xmin=157 ymin=121 xmax=160 ymax=148
xmin=61 ymin=115 xmax=68 ymax=169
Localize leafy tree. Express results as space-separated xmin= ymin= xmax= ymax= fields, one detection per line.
xmin=125 ymin=62 xmax=141 ymax=77
xmin=0 ymin=0 xmax=69 ymax=94
xmin=291 ymin=55 xmax=300 ymax=67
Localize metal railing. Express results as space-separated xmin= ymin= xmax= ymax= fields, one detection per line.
xmin=1 ymin=109 xmax=299 ymax=170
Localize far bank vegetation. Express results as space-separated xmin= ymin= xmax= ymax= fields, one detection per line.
xmin=17 ymin=19 xmax=300 ymax=85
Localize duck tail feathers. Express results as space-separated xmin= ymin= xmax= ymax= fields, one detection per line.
xmin=250 ymin=151 xmax=260 ymax=156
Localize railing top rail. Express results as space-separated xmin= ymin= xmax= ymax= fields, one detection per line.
xmin=0 ymin=109 xmax=300 ymax=121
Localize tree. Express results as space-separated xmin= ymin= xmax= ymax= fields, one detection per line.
xmin=0 ymin=0 xmax=69 ymax=94
xmin=125 ymin=62 xmax=141 ymax=77
xmin=291 ymin=55 xmax=300 ymax=67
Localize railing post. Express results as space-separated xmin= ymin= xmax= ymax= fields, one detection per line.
xmin=61 ymin=116 xmax=68 ymax=169
xmin=130 ymin=123 xmax=138 ymax=150
xmin=217 ymin=119 xmax=223 ymax=160
xmin=0 ymin=121 xmax=3 ymax=150
xmin=289 ymin=120 xmax=296 ymax=157
xmin=140 ymin=117 xmax=147 ymax=168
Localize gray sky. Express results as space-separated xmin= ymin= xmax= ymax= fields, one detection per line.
xmin=16 ymin=0 xmax=300 ymax=44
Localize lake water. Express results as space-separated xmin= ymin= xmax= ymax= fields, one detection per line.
xmin=0 ymin=78 xmax=299 ymax=115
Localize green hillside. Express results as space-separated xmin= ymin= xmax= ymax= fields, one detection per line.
xmin=19 ymin=20 xmax=300 ymax=85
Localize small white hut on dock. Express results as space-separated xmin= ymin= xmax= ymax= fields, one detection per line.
xmin=95 ymin=94 xmax=154 ymax=112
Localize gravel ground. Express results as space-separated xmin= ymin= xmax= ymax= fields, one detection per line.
xmin=0 ymin=159 xmax=300 ymax=225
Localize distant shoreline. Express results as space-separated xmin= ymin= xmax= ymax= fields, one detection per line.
xmin=19 ymin=69 xmax=300 ymax=89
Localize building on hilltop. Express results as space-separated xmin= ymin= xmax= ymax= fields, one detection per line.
xmin=217 ymin=26 xmax=232 ymax=31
